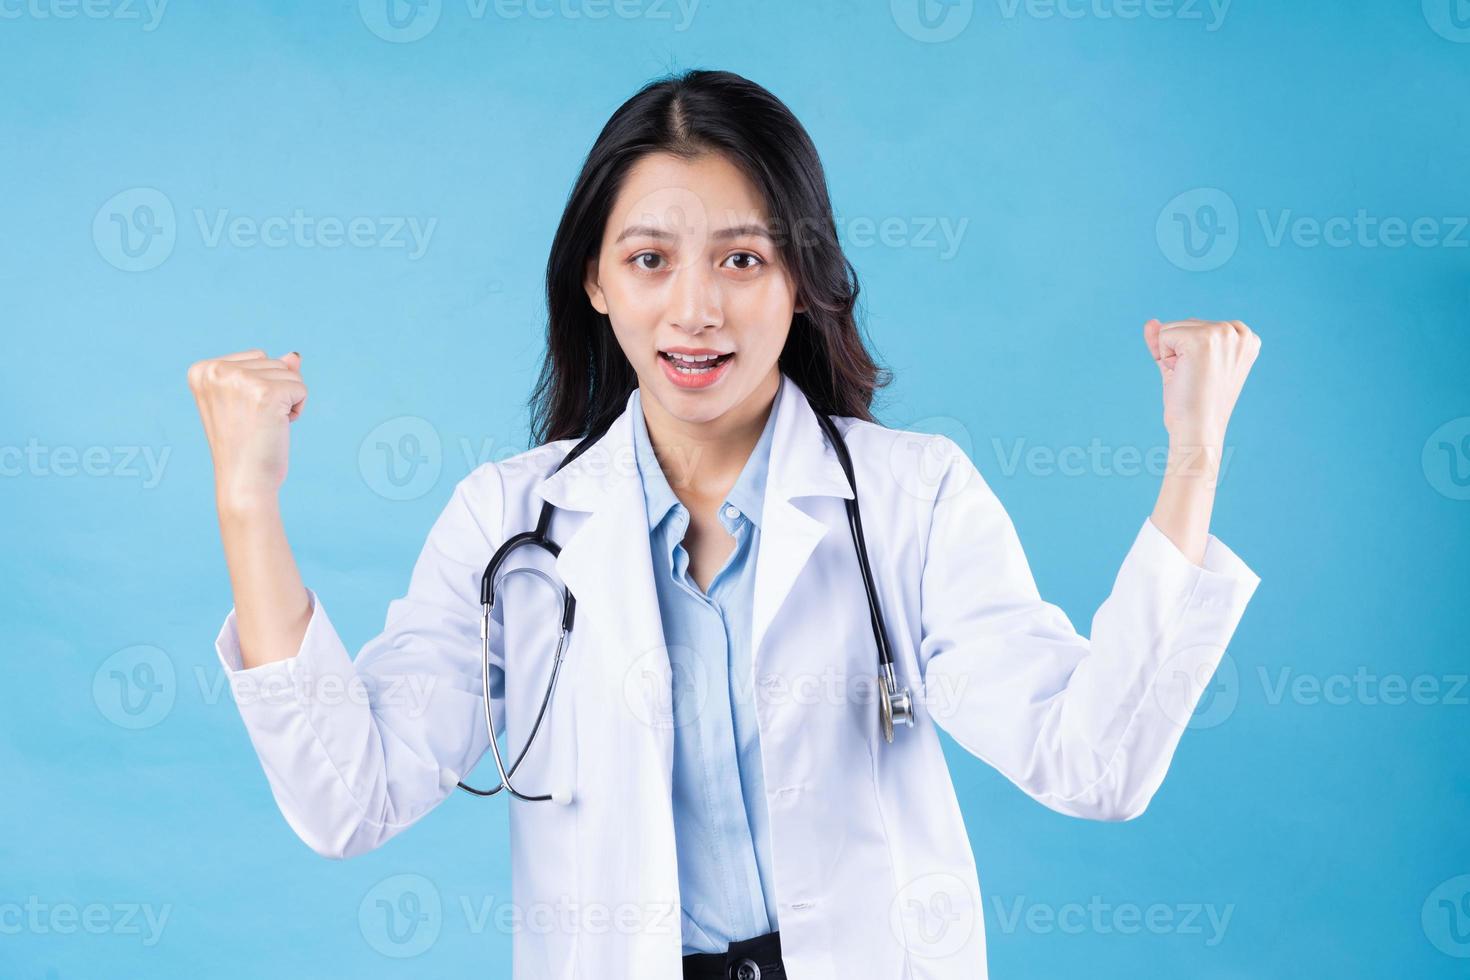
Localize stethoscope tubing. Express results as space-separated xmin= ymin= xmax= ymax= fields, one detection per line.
xmin=459 ymin=564 xmax=572 ymax=801
xmin=456 ymin=394 xmax=912 ymax=800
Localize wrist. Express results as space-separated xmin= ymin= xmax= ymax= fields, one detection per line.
xmin=216 ymin=482 xmax=281 ymax=520
xmin=1162 ymin=440 xmax=1225 ymax=483
xmin=1166 ymin=423 xmax=1226 ymax=450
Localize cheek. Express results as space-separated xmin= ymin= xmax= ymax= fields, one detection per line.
xmin=737 ymin=274 xmax=796 ymax=320
xmin=605 ymin=271 xmax=670 ymax=318
xmin=752 ymin=282 xmax=797 ymax=345
xmin=765 ymin=272 xmax=801 ymax=325
xmin=601 ymin=275 xmax=662 ymax=344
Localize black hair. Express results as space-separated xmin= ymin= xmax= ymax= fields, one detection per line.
xmin=529 ymin=68 xmax=890 ymax=445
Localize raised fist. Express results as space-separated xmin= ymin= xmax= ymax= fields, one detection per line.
xmin=187 ymin=349 xmax=307 ymax=506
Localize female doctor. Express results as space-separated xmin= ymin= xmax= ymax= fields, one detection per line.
xmin=188 ymin=70 xmax=1262 ymax=980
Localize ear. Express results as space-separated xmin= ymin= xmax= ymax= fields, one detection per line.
xmin=584 ymin=256 xmax=608 ymax=315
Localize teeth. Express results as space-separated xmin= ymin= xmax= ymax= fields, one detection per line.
xmin=663 ymin=351 xmax=729 ymax=375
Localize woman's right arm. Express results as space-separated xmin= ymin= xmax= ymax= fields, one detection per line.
xmin=188 ymin=350 xmax=505 ymax=859
xmin=187 ymin=348 xmax=312 ymax=670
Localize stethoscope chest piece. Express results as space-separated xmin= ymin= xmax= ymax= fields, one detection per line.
xmin=879 ymin=662 xmax=915 ymax=743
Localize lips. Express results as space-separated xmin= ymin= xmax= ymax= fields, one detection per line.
xmin=658 ymin=349 xmax=734 ymax=389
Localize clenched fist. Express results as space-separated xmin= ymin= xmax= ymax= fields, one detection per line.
xmin=1143 ymin=319 xmax=1262 ymax=444
xmin=187 ymin=349 xmax=307 ymax=507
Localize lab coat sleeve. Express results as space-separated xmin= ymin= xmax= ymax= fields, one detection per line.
xmin=916 ymin=435 xmax=1260 ymax=821
xmin=212 ymin=463 xmax=506 ymax=859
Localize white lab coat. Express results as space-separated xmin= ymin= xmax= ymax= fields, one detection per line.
xmin=214 ymin=371 xmax=1260 ymax=979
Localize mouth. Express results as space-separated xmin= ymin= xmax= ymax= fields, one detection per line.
xmin=661 ymin=348 xmax=735 ymax=371
xmin=658 ymin=348 xmax=735 ymax=389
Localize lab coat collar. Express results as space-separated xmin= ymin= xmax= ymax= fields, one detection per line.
xmin=529 ymin=371 xmax=860 ymax=819
xmin=534 ymin=370 xmax=855 ymax=514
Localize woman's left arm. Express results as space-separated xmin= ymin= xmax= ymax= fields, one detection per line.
xmin=1145 ymin=318 xmax=1263 ymax=564
xmin=915 ymin=318 xmax=1263 ymax=822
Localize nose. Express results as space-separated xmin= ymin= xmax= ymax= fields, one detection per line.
xmin=668 ymin=260 xmax=722 ymax=335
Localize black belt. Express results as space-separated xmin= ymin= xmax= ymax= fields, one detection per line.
xmin=681 ymin=929 xmax=786 ymax=980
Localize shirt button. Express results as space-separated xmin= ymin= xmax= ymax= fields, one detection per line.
xmin=724 ymin=505 xmax=739 ymax=519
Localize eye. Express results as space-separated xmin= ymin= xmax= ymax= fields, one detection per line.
xmin=724 ymin=252 xmax=764 ymax=271
xmin=630 ymin=252 xmax=666 ymax=272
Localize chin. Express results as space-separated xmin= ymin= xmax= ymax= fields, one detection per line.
xmin=646 ymin=384 xmax=730 ymax=421
xmin=664 ymin=396 xmax=733 ymax=423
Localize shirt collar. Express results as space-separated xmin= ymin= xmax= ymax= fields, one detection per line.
xmin=631 ymin=385 xmax=779 ymax=532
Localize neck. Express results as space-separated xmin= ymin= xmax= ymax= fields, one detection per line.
xmin=639 ymin=369 xmax=780 ymax=496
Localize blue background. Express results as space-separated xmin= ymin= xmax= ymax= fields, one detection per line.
xmin=3 ymin=0 xmax=1468 ymax=976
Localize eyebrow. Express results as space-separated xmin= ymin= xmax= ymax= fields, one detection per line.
xmin=614 ymin=222 xmax=773 ymax=244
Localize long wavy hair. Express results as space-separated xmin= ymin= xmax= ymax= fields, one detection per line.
xmin=528 ymin=68 xmax=891 ymax=446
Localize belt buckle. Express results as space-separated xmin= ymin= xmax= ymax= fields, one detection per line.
xmin=729 ymin=958 xmax=761 ymax=980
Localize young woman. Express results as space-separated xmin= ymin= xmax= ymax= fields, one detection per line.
xmin=188 ymin=70 xmax=1262 ymax=980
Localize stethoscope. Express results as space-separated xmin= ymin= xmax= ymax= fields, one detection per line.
xmin=456 ymin=391 xmax=914 ymax=801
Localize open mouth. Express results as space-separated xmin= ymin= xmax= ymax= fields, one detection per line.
xmin=658 ymin=350 xmax=735 ymax=375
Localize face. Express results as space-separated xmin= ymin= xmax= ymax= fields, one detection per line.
xmin=584 ymin=151 xmax=803 ymax=428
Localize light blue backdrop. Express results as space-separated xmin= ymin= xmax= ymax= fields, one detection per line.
xmin=3 ymin=1 xmax=1467 ymax=976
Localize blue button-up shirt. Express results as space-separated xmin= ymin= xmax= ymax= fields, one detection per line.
xmin=630 ymin=386 xmax=781 ymax=956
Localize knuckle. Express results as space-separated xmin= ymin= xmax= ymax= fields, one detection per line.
xmin=226 ymin=368 xmax=256 ymax=394
xmin=199 ymin=359 xmax=227 ymax=389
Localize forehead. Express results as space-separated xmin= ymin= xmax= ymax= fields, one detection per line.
xmin=608 ymin=151 xmax=770 ymax=236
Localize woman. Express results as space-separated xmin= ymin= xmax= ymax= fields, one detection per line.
xmin=188 ymin=70 xmax=1262 ymax=980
